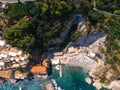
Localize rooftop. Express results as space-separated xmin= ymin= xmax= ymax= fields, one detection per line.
xmin=31 ymin=66 xmax=47 ymax=74
xmin=14 ymin=70 xmax=23 ymax=79
xmin=0 ymin=38 xmax=28 ymax=69
xmin=0 ymin=70 xmax=12 ymax=79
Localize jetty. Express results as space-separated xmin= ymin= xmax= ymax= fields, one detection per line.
xmin=59 ymin=62 xmax=62 ymax=77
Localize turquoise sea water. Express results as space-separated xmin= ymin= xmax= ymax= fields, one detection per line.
xmin=52 ymin=65 xmax=95 ymax=90
xmin=0 ymin=65 xmax=96 ymax=90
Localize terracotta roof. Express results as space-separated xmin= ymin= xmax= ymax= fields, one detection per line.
xmin=14 ymin=70 xmax=23 ymax=78
xmin=0 ymin=70 xmax=12 ymax=79
xmin=31 ymin=66 xmax=47 ymax=74
xmin=0 ymin=50 xmax=9 ymax=54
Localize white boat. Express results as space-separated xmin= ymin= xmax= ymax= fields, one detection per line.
xmin=55 ymin=65 xmax=60 ymax=70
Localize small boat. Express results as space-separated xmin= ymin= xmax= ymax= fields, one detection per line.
xmin=55 ymin=65 xmax=60 ymax=70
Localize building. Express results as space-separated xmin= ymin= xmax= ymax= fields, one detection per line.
xmin=0 ymin=70 xmax=12 ymax=79
xmin=14 ymin=70 xmax=25 ymax=79
xmin=0 ymin=50 xmax=8 ymax=60
xmin=88 ymin=53 xmax=96 ymax=58
xmin=31 ymin=66 xmax=47 ymax=74
xmin=0 ymin=62 xmax=5 ymax=70
xmin=0 ymin=38 xmax=29 ymax=70
xmin=68 ymin=47 xmax=75 ymax=53
xmin=31 ymin=66 xmax=48 ymax=79
xmin=54 ymin=52 xmax=63 ymax=56
xmin=0 ymin=40 xmax=6 ymax=46
xmin=8 ymin=47 xmax=18 ymax=57
xmin=51 ymin=59 xmax=59 ymax=65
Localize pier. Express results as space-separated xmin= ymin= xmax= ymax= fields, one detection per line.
xmin=59 ymin=61 xmax=62 ymax=77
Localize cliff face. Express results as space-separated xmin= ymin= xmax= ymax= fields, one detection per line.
xmin=74 ymin=31 xmax=120 ymax=89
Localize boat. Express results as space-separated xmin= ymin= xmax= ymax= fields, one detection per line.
xmin=55 ymin=65 xmax=60 ymax=70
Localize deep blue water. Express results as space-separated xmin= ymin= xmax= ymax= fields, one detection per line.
xmin=0 ymin=65 xmax=96 ymax=90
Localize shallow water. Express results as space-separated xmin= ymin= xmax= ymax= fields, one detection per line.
xmin=51 ymin=65 xmax=95 ymax=90
xmin=0 ymin=65 xmax=95 ymax=90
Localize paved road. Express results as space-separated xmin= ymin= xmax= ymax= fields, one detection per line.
xmin=0 ymin=0 xmax=35 ymax=3
xmin=93 ymin=8 xmax=120 ymax=17
xmin=93 ymin=0 xmax=120 ymax=17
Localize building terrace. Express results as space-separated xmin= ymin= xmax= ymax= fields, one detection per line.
xmin=0 ymin=70 xmax=12 ymax=79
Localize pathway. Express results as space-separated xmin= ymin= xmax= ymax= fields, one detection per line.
xmin=93 ymin=0 xmax=120 ymax=17
xmin=0 ymin=0 xmax=35 ymax=3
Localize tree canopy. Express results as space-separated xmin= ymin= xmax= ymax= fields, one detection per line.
xmin=4 ymin=17 xmax=35 ymax=50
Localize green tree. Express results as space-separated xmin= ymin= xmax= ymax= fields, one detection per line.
xmin=7 ymin=3 xmax=33 ymax=19
xmin=3 ymin=17 xmax=35 ymax=50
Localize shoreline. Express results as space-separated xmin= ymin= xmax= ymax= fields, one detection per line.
xmin=0 ymin=65 xmax=94 ymax=90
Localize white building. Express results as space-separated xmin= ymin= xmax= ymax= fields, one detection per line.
xmin=17 ymin=51 xmax=23 ymax=56
xmin=68 ymin=47 xmax=75 ymax=53
xmin=54 ymin=52 xmax=63 ymax=56
xmin=0 ymin=62 xmax=4 ymax=66
xmin=0 ymin=40 xmax=6 ymax=46
xmin=1 ymin=3 xmax=6 ymax=8
xmin=51 ymin=59 xmax=59 ymax=65
xmin=8 ymin=52 xmax=17 ymax=57
xmin=88 ymin=53 xmax=96 ymax=58
xmin=0 ymin=54 xmax=7 ymax=58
